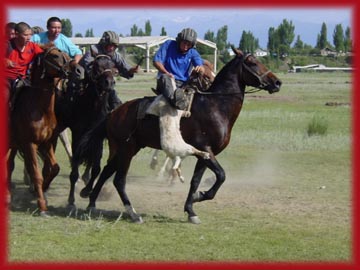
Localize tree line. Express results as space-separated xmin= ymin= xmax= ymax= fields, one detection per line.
xmin=61 ymin=18 xmax=352 ymax=60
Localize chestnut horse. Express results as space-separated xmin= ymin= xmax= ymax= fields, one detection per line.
xmin=54 ymin=54 xmax=118 ymax=208
xmin=74 ymin=47 xmax=282 ymax=224
xmin=7 ymin=46 xmax=83 ymax=216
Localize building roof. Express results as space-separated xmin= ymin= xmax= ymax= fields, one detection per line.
xmin=70 ymin=35 xmax=218 ymax=72
xmin=71 ymin=35 xmax=217 ymax=49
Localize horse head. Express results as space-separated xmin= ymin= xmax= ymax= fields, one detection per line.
xmin=89 ymin=54 xmax=117 ymax=96
xmin=32 ymin=45 xmax=79 ymax=84
xmin=231 ymin=46 xmax=282 ymax=94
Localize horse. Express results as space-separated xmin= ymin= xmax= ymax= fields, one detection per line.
xmin=7 ymin=46 xmax=83 ymax=216
xmin=73 ymin=46 xmax=281 ymax=224
xmin=54 ymin=54 xmax=118 ymax=208
xmin=149 ymin=59 xmax=216 ymax=183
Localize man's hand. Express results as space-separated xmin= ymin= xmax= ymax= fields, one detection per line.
xmin=193 ymin=65 xmax=205 ymax=74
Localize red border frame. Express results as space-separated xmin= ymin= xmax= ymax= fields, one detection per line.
xmin=1 ymin=1 xmax=359 ymax=269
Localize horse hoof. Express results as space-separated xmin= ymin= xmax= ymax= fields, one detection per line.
xmin=40 ymin=211 xmax=51 ymax=218
xmin=80 ymin=188 xmax=91 ymax=198
xmin=132 ymin=216 xmax=144 ymax=224
xmin=188 ymin=215 xmax=201 ymax=224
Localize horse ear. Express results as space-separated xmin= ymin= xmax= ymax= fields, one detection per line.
xmin=231 ymin=45 xmax=243 ymax=57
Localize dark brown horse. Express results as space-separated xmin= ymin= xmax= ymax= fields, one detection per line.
xmin=54 ymin=54 xmax=118 ymax=208
xmin=74 ymin=47 xmax=282 ymax=224
xmin=7 ymin=46 xmax=83 ymax=216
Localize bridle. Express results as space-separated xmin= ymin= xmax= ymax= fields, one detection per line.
xmin=41 ymin=47 xmax=72 ymax=79
xmin=241 ymin=53 xmax=272 ymax=93
xmin=89 ymin=54 xmax=116 ymax=97
xmin=89 ymin=54 xmax=115 ymax=82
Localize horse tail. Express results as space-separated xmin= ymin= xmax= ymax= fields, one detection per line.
xmin=72 ymin=116 xmax=108 ymax=167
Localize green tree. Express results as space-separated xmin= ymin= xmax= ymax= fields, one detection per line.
xmin=216 ymin=25 xmax=228 ymax=53
xmin=85 ymin=28 xmax=94 ymax=37
xmin=198 ymin=30 xmax=216 ymax=54
xmin=344 ymin=26 xmax=352 ymax=52
xmin=267 ymin=27 xmax=279 ymax=57
xmin=333 ymin=24 xmax=345 ymax=52
xmin=277 ymin=19 xmax=295 ymax=55
xmin=75 ymin=33 xmax=83 ymax=37
xmin=160 ymin=27 xmax=167 ymax=36
xmin=204 ymin=30 xmax=215 ymax=42
xmin=61 ymin=18 xmax=72 ymax=37
xmin=293 ymin=35 xmax=304 ymax=50
xmin=145 ymin=20 xmax=152 ymax=36
xmin=239 ymin=30 xmax=259 ymax=53
xmin=130 ymin=24 xmax=139 ymax=36
xmin=316 ymin=22 xmax=328 ymax=49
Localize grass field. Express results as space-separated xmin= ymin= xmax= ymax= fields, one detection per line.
xmin=7 ymin=71 xmax=352 ymax=264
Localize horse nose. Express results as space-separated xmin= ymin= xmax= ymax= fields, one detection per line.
xmin=275 ymin=80 xmax=282 ymax=89
xmin=106 ymin=78 xmax=115 ymax=89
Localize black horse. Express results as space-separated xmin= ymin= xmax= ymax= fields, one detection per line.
xmin=54 ymin=54 xmax=118 ymax=208
xmin=73 ymin=47 xmax=282 ymax=224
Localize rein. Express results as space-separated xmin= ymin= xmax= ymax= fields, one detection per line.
xmin=195 ymin=54 xmax=272 ymax=96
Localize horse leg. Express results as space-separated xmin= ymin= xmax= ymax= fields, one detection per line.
xmin=192 ymin=157 xmax=226 ymax=203
xmin=150 ymin=149 xmax=159 ymax=170
xmin=41 ymin=143 xmax=60 ymax=192
xmin=23 ymin=144 xmax=49 ymax=216
xmin=184 ymin=159 xmax=208 ymax=224
xmin=59 ymin=128 xmax=72 ymax=163
xmin=87 ymin=155 xmax=120 ymax=209
xmin=81 ymin=165 xmax=91 ymax=184
xmin=80 ymin=144 xmax=103 ymax=198
xmin=113 ymin=169 xmax=143 ymax=224
xmin=6 ymin=148 xmax=18 ymax=203
xmin=67 ymin=136 xmax=82 ymax=207
xmin=185 ymin=156 xmax=226 ymax=224
xmin=80 ymin=162 xmax=100 ymax=198
xmin=68 ymin=163 xmax=79 ymax=207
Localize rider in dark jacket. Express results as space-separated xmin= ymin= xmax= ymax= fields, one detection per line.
xmin=80 ymin=31 xmax=139 ymax=111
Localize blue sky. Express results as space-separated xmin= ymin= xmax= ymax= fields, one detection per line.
xmin=7 ymin=7 xmax=352 ymax=48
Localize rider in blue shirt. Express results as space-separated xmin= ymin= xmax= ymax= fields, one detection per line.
xmin=31 ymin=16 xmax=82 ymax=63
xmin=153 ymin=28 xmax=205 ymax=109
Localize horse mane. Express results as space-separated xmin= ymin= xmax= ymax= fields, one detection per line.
xmin=207 ymin=53 xmax=243 ymax=93
xmin=39 ymin=42 xmax=56 ymax=50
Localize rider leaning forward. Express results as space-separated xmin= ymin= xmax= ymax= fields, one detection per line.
xmin=80 ymin=30 xmax=139 ymax=111
xmin=153 ymin=28 xmax=205 ymax=110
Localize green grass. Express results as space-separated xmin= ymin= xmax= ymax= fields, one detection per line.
xmin=7 ymin=71 xmax=352 ymax=263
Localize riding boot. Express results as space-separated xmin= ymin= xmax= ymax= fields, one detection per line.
xmin=170 ymin=88 xmax=188 ymax=110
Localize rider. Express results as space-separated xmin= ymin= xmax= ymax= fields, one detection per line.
xmin=31 ymin=17 xmax=82 ymax=64
xmin=5 ymin=22 xmax=16 ymax=40
xmin=153 ymin=28 xmax=205 ymax=110
xmin=80 ymin=30 xmax=139 ymax=111
xmin=5 ymin=22 xmax=44 ymax=110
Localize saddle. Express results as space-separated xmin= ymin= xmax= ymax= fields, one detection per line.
xmin=9 ymin=77 xmax=31 ymax=111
